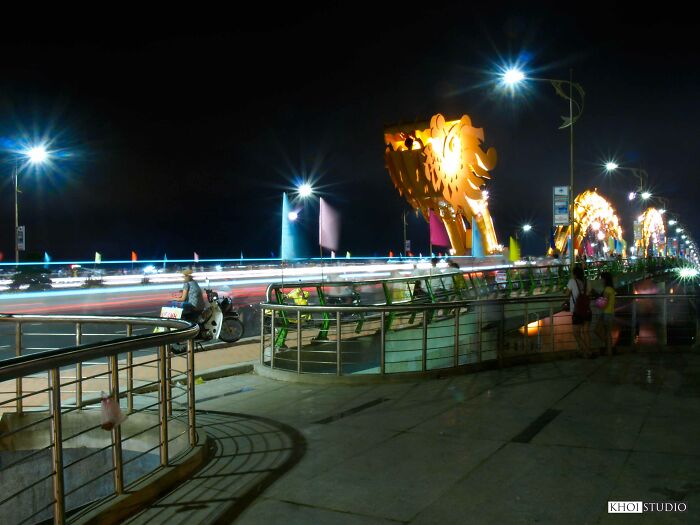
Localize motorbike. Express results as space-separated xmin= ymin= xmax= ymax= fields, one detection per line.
xmin=160 ymin=288 xmax=244 ymax=346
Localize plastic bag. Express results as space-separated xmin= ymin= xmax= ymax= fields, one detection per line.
xmin=101 ymin=391 xmax=126 ymax=431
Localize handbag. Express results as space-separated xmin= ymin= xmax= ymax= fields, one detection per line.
xmin=594 ymin=296 xmax=608 ymax=309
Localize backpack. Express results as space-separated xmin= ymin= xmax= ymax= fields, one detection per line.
xmin=573 ymin=279 xmax=592 ymax=322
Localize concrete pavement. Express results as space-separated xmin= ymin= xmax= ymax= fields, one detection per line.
xmin=124 ymin=348 xmax=700 ymax=524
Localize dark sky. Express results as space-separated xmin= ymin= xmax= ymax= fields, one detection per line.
xmin=1 ymin=5 xmax=699 ymax=260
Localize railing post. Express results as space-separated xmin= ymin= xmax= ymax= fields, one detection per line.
xmin=297 ymin=310 xmax=302 ymax=374
xmin=49 ymin=367 xmax=65 ymax=525
xmin=260 ymin=308 xmax=265 ymax=363
xmin=661 ymin=297 xmax=668 ymax=347
xmin=270 ymin=310 xmax=276 ymax=369
xmin=158 ymin=345 xmax=169 ymax=466
xmin=453 ymin=307 xmax=460 ymax=368
xmin=422 ymin=310 xmax=428 ymax=371
xmin=75 ymin=323 xmax=82 ymax=409
xmin=187 ymin=338 xmax=196 ymax=446
xmin=109 ymin=354 xmax=124 ymax=494
xmin=477 ymin=303 xmax=483 ymax=362
xmin=380 ymin=311 xmax=386 ymax=375
xmin=549 ymin=304 xmax=555 ymax=352
xmin=15 ymin=321 xmax=22 ymax=414
xmin=167 ymin=350 xmax=173 ymax=417
xmin=336 ymin=311 xmax=342 ymax=376
xmin=631 ymin=299 xmax=637 ymax=349
xmin=522 ymin=302 xmax=529 ymax=353
xmin=498 ymin=303 xmax=505 ymax=368
xmin=126 ymin=324 xmax=134 ymax=413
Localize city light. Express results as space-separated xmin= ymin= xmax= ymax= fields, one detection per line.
xmin=641 ymin=191 xmax=652 ymax=200
xmin=501 ymin=67 xmax=525 ymax=86
xmin=297 ymin=183 xmax=313 ymax=198
xmin=25 ymin=144 xmax=49 ymax=164
xmin=628 ymin=192 xmax=636 ymax=201
xmin=668 ymin=220 xmax=677 ymax=226
xmin=522 ymin=223 xmax=532 ymax=232
xmin=604 ymin=161 xmax=618 ymax=172
xmin=288 ymin=211 xmax=299 ymax=222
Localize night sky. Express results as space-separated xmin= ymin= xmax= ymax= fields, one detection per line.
xmin=1 ymin=5 xmax=698 ymax=261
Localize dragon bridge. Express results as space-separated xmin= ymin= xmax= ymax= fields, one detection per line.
xmin=384 ymin=114 xmax=499 ymax=255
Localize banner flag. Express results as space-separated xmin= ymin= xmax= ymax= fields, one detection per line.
xmin=44 ymin=252 xmax=51 ymax=269
xmin=471 ymin=225 xmax=484 ymax=258
xmin=194 ymin=252 xmax=200 ymax=263
xmin=281 ymin=192 xmax=297 ymax=260
xmin=429 ymin=210 xmax=450 ymax=247
xmin=95 ymin=252 xmax=102 ymax=264
xmin=131 ymin=251 xmax=137 ymax=262
xmin=319 ymin=197 xmax=340 ymax=251
xmin=509 ymin=237 xmax=521 ymax=262
xmin=162 ymin=253 xmax=167 ymax=269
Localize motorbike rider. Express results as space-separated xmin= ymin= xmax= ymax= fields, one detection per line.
xmin=172 ymin=269 xmax=206 ymax=322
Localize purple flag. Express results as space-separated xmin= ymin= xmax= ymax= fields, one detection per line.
xmin=319 ymin=197 xmax=340 ymax=251
xmin=429 ymin=210 xmax=450 ymax=247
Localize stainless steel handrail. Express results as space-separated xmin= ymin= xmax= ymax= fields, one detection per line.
xmin=0 ymin=314 xmax=200 ymax=525
xmin=260 ymin=292 xmax=698 ymax=377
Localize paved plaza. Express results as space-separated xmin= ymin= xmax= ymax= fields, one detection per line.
xmin=121 ymin=348 xmax=700 ymax=524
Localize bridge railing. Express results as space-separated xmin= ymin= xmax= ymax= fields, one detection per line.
xmin=262 ymin=257 xmax=678 ymax=349
xmin=0 ymin=314 xmax=199 ymax=525
xmin=259 ymin=292 xmax=698 ymax=377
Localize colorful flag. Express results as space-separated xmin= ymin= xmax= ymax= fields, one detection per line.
xmin=509 ymin=237 xmax=521 ymax=262
xmin=162 ymin=253 xmax=167 ymax=269
xmin=281 ymin=192 xmax=297 ymax=260
xmin=43 ymin=252 xmax=51 ymax=269
xmin=194 ymin=252 xmax=200 ymax=263
xmin=131 ymin=251 xmax=137 ymax=262
xmin=95 ymin=252 xmax=102 ymax=264
xmin=346 ymin=251 xmax=351 ymax=258
xmin=319 ymin=197 xmax=340 ymax=251
xmin=331 ymin=250 xmax=336 ymax=259
xmin=429 ymin=210 xmax=450 ymax=247
xmin=471 ymin=225 xmax=484 ymax=258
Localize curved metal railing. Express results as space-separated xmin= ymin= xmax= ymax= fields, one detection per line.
xmin=260 ymin=292 xmax=699 ymax=376
xmin=0 ymin=314 xmax=199 ymax=525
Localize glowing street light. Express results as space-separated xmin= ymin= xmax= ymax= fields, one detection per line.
xmin=641 ymin=191 xmax=652 ymax=200
xmin=499 ymin=65 xmax=584 ymax=269
xmin=13 ymin=143 xmax=52 ymax=264
xmin=288 ymin=211 xmax=299 ymax=222
xmin=604 ymin=161 xmax=618 ymax=172
xmin=501 ymin=67 xmax=525 ymax=87
xmin=297 ymin=183 xmax=314 ymax=198
xmin=668 ymin=219 xmax=677 ymax=226
xmin=26 ymin=145 xmax=49 ymax=164
xmin=522 ymin=223 xmax=532 ymax=233
xmin=628 ymin=192 xmax=637 ymax=201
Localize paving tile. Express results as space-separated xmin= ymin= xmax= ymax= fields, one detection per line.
xmin=270 ymin=431 xmax=501 ymax=522
xmin=411 ymin=442 xmax=628 ymax=525
xmin=237 ymin=498 xmax=402 ymax=525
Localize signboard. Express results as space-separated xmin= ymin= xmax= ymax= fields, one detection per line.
xmin=17 ymin=226 xmax=25 ymax=251
xmin=552 ymin=186 xmax=569 ymax=226
xmin=633 ymin=220 xmax=642 ymax=242
xmin=404 ymin=240 xmax=411 ymax=252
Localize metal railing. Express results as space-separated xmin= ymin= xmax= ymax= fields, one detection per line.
xmin=260 ymin=293 xmax=699 ymax=376
xmin=0 ymin=314 xmax=199 ymax=524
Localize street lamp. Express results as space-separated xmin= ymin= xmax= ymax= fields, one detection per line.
xmin=500 ymin=66 xmax=584 ymax=269
xmin=297 ymin=182 xmax=314 ymax=198
xmin=13 ymin=144 xmax=51 ymax=265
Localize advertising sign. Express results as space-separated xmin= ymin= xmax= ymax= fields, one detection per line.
xmin=17 ymin=226 xmax=25 ymax=251
xmin=553 ymin=187 xmax=569 ymax=226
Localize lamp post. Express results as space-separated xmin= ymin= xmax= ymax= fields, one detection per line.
xmin=14 ymin=145 xmax=50 ymax=265
xmin=501 ymin=68 xmax=584 ymax=270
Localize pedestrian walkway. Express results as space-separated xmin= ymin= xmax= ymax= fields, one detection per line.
xmin=138 ymin=350 xmax=700 ymax=524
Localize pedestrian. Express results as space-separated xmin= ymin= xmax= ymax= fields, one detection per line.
xmin=595 ymin=271 xmax=616 ymax=356
xmin=567 ymin=266 xmax=592 ymax=357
